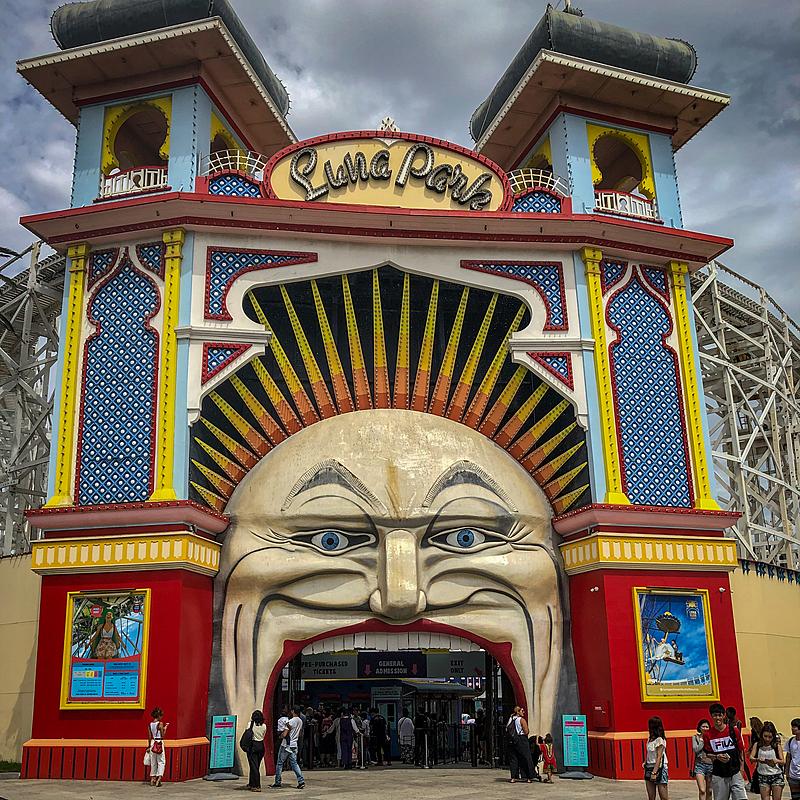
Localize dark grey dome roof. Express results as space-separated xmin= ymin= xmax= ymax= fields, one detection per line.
xmin=51 ymin=0 xmax=289 ymax=116
xmin=470 ymin=7 xmax=697 ymax=142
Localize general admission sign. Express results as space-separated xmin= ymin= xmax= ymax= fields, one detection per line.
xmin=264 ymin=131 xmax=512 ymax=212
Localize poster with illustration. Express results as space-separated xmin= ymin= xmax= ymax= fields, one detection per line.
xmin=61 ymin=589 xmax=150 ymax=708
xmin=633 ymin=588 xmax=719 ymax=701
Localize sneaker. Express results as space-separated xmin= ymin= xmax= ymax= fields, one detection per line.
xmin=297 ymin=783 xmax=305 ymax=790
xmin=268 ymin=784 xmax=283 ymax=789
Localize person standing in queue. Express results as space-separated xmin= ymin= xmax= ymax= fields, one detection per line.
xmin=414 ymin=709 xmax=429 ymax=768
xmin=146 ymin=707 xmax=169 ymax=788
xmin=506 ymin=705 xmax=535 ymax=784
xmin=270 ymin=706 xmax=305 ymax=790
xmin=369 ymin=707 xmax=391 ymax=766
xmin=703 ymin=702 xmax=748 ymax=800
xmin=244 ymin=710 xmax=267 ymax=792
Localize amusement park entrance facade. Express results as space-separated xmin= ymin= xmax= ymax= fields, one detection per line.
xmin=13 ymin=0 xmax=753 ymax=784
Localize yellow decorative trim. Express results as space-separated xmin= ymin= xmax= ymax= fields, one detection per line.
xmin=580 ymin=247 xmax=629 ymax=505
xmin=46 ymin=243 xmax=89 ymax=507
xmin=101 ymin=96 xmax=172 ymax=174
xmin=149 ymin=229 xmax=185 ymax=501
xmin=669 ymin=261 xmax=720 ymax=510
xmin=587 ymin=123 xmax=656 ymax=200
xmin=560 ymin=533 xmax=738 ymax=574
xmin=210 ymin=111 xmax=242 ymax=154
xmin=32 ymin=533 xmax=220 ymax=576
xmin=60 ymin=589 xmax=151 ymax=710
xmin=524 ymin=134 xmax=552 ymax=170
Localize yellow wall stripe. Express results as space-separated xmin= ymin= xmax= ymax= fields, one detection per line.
xmin=429 ymin=287 xmax=469 ymax=416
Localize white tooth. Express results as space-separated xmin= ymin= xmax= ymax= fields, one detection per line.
xmin=301 ymin=642 xmax=314 ymax=655
xmin=333 ymin=635 xmax=345 ymax=652
xmin=407 ymin=632 xmax=419 ymax=648
xmin=397 ymin=632 xmax=410 ymax=650
xmin=374 ymin=632 xmax=389 ymax=650
xmin=418 ymin=633 xmax=431 ymax=648
xmin=354 ymin=632 xmax=367 ymax=649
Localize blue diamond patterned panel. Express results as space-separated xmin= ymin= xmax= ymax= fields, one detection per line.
xmin=135 ymin=242 xmax=165 ymax=278
xmin=208 ymin=173 xmax=262 ymax=198
xmin=601 ymin=260 xmax=627 ymax=295
xmin=462 ymin=261 xmax=567 ymax=330
xmin=607 ymin=277 xmax=692 ymax=507
xmin=206 ymin=248 xmax=317 ymax=319
xmin=641 ymin=266 xmax=669 ymax=300
xmin=512 ymin=191 xmax=562 ymax=214
xmin=207 ymin=347 xmax=236 ymax=373
xmin=77 ymin=259 xmax=159 ymax=505
xmin=87 ymin=249 xmax=119 ymax=288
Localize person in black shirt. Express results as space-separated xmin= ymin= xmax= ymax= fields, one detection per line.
xmin=414 ymin=710 xmax=429 ymax=767
xmin=369 ymin=707 xmax=391 ymax=766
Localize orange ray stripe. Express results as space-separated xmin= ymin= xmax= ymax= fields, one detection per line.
xmin=190 ymin=481 xmax=227 ymax=512
xmin=312 ymin=280 xmax=354 ymax=413
xmin=532 ymin=442 xmax=583 ymax=484
xmin=200 ymin=418 xmax=258 ymax=469
xmin=342 ymin=274 xmax=372 ymax=410
xmin=210 ymin=392 xmax=271 ymax=457
xmin=519 ymin=421 xmax=577 ymax=473
xmin=393 ymin=272 xmax=411 ymax=409
xmin=191 ymin=459 xmax=235 ymax=498
xmin=543 ymin=463 xmax=586 ymax=499
xmin=429 ymin=287 xmax=469 ymax=416
xmin=251 ymin=358 xmax=303 ymax=435
xmin=195 ymin=438 xmax=246 ymax=483
xmin=508 ymin=399 xmax=570 ymax=460
xmin=412 ymin=281 xmax=439 ymax=413
xmin=494 ymin=383 xmax=548 ymax=448
xmin=373 ymin=270 xmax=390 ymax=409
xmin=552 ymin=484 xmax=590 ymax=515
xmin=478 ymin=366 xmax=526 ymax=437
xmin=230 ymin=374 xmax=287 ymax=445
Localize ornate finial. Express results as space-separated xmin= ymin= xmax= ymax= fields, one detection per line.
xmin=379 ymin=116 xmax=399 ymax=133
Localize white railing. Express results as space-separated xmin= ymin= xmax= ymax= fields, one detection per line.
xmin=199 ymin=149 xmax=269 ymax=181
xmin=506 ymin=168 xmax=569 ymax=197
xmin=99 ymin=166 xmax=169 ymax=199
xmin=594 ymin=189 xmax=658 ymax=220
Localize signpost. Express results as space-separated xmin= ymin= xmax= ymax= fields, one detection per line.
xmin=562 ymin=714 xmax=588 ymax=768
xmin=209 ymin=715 xmax=236 ymax=771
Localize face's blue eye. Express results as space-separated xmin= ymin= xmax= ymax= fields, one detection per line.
xmin=444 ymin=528 xmax=486 ymax=549
xmin=311 ymin=530 xmax=349 ymax=551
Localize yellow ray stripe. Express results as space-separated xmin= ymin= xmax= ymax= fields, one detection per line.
xmin=191 ymin=459 xmax=235 ymax=498
xmin=429 ymin=286 xmax=469 ymax=416
xmin=393 ymin=272 xmax=411 ymax=409
xmin=200 ymin=418 xmax=257 ymax=469
xmin=191 ymin=481 xmax=226 ymax=512
xmin=211 ymin=392 xmax=271 ymax=456
xmin=509 ymin=398 xmax=571 ymax=460
xmin=464 ymin=304 xmax=526 ymax=429
xmin=312 ymin=280 xmax=354 ymax=413
xmin=230 ymin=374 xmax=287 ymax=445
xmin=552 ymin=484 xmax=590 ymax=515
xmin=447 ymin=293 xmax=497 ymax=421
xmin=249 ymin=294 xmax=319 ymax=424
xmin=373 ymin=270 xmax=390 ymax=408
xmin=520 ymin=421 xmax=577 ymax=473
xmin=195 ymin=438 xmax=246 ymax=483
xmin=533 ymin=442 xmax=583 ymax=484
xmin=494 ymin=383 xmax=548 ymax=447
xmin=412 ymin=281 xmax=439 ymax=413
xmin=543 ymin=463 xmax=586 ymax=499
xmin=251 ymin=358 xmax=302 ymax=434
xmin=281 ymin=285 xmax=336 ymax=418
xmin=342 ymin=274 xmax=372 ymax=410
xmin=478 ymin=365 xmax=527 ymax=437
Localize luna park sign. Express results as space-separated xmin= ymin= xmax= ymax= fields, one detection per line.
xmin=265 ymin=132 xmax=511 ymax=212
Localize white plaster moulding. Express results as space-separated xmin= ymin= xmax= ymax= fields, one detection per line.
xmin=175 ymin=325 xmax=272 ymax=345
xmin=512 ymin=337 xmax=595 ymax=352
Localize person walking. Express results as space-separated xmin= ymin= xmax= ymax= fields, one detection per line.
xmin=369 ymin=707 xmax=391 ymax=766
xmin=692 ymin=719 xmax=713 ymax=800
xmin=703 ymin=702 xmax=748 ymax=800
xmin=243 ymin=710 xmax=267 ymax=792
xmin=642 ymin=717 xmax=668 ymax=800
xmin=785 ymin=718 xmax=800 ymax=800
xmin=146 ymin=707 xmax=169 ymax=788
xmin=540 ymin=732 xmax=557 ymax=784
xmin=750 ymin=720 xmax=785 ymax=800
xmin=270 ymin=706 xmax=305 ymax=790
xmin=506 ymin=706 xmax=535 ymax=784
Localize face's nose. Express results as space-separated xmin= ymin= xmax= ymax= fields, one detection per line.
xmin=369 ymin=529 xmax=426 ymax=620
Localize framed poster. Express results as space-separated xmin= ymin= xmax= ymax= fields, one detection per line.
xmin=633 ymin=588 xmax=719 ymax=702
xmin=60 ymin=589 xmax=151 ymax=709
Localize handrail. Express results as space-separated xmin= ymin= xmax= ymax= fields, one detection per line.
xmin=99 ymin=165 xmax=169 ymax=199
xmin=506 ymin=168 xmax=569 ymax=197
xmin=594 ymin=189 xmax=657 ymax=220
xmin=199 ymin=149 xmax=269 ymax=181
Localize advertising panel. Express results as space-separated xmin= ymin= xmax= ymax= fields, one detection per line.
xmin=562 ymin=714 xmax=588 ymax=767
xmin=60 ymin=589 xmax=150 ymax=709
xmin=209 ymin=715 xmax=237 ymax=770
xmin=633 ymin=588 xmax=719 ymax=702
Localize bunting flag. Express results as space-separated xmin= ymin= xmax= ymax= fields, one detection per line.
xmin=190 ymin=265 xmax=591 ymax=514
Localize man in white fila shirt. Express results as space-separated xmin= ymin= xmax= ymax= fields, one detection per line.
xmin=271 ymin=707 xmax=305 ymax=790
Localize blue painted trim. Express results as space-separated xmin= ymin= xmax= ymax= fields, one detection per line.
xmin=562 ymin=114 xmax=595 ymax=214
xmin=167 ymin=86 xmax=200 ymax=192
xmin=650 ymin=132 xmax=682 ymax=228
xmin=71 ymin=105 xmax=104 ymax=207
xmin=194 ymin=90 xmax=213 ymax=182
xmin=572 ymin=251 xmax=606 ymax=501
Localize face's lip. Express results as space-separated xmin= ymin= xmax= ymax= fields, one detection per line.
xmin=262 ymin=617 xmax=525 ymax=719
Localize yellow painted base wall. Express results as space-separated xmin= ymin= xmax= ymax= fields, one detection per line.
xmin=0 ymin=554 xmax=40 ymax=762
xmin=731 ymin=567 xmax=800 ymax=736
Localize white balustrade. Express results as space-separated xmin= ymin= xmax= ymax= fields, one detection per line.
xmin=99 ymin=166 xmax=169 ymax=199
xmin=199 ymin=149 xmax=269 ymax=181
xmin=507 ymin=168 xmax=569 ymax=197
xmin=594 ymin=189 xmax=657 ymax=220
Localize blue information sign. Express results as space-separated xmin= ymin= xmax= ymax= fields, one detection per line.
xmin=210 ymin=715 xmax=237 ymax=770
xmin=562 ymin=714 xmax=588 ymax=768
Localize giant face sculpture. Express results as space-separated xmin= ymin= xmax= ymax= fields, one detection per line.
xmin=218 ymin=408 xmax=562 ymax=739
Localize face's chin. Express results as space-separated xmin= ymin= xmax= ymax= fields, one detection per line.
xmin=216 ymin=409 xmax=564 ymax=748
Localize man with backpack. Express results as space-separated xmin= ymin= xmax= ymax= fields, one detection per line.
xmin=703 ymin=702 xmax=748 ymax=800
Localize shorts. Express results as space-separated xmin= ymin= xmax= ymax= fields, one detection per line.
xmin=758 ymin=773 xmax=785 ymax=787
xmin=644 ymin=764 xmax=669 ymax=785
xmin=693 ymin=760 xmax=714 ymax=777
xmin=711 ymin=772 xmax=747 ymax=800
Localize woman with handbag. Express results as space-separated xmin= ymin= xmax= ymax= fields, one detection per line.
xmin=243 ymin=710 xmax=267 ymax=792
xmin=750 ymin=720 xmax=785 ymax=800
xmin=643 ymin=716 xmax=669 ymax=800
xmin=147 ymin=707 xmax=169 ymax=787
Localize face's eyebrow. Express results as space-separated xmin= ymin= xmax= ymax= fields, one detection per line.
xmin=281 ymin=459 xmax=386 ymax=513
xmin=422 ymin=460 xmax=517 ymax=512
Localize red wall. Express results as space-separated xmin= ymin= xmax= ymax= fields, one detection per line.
xmin=570 ymin=569 xmax=744 ymax=733
xmin=31 ymin=569 xmax=213 ymax=741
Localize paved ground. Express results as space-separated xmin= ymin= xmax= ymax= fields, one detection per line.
xmin=0 ymin=769 xmax=702 ymax=800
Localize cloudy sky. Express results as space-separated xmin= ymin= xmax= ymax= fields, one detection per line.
xmin=1 ymin=0 xmax=798 ymax=316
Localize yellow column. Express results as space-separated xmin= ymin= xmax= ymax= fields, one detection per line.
xmin=581 ymin=247 xmax=630 ymax=505
xmin=668 ymin=260 xmax=720 ymax=510
xmin=149 ymin=228 xmax=185 ymax=501
xmin=46 ymin=243 xmax=89 ymax=507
